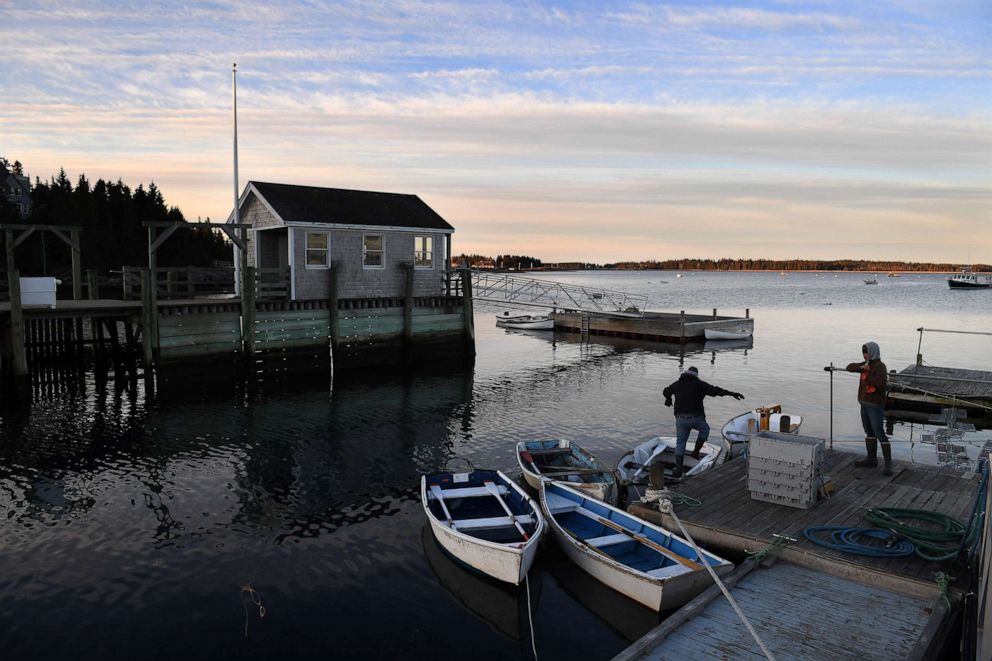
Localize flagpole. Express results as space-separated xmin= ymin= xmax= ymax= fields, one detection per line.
xmin=232 ymin=62 xmax=242 ymax=296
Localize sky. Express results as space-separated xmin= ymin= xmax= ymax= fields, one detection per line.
xmin=1 ymin=1 xmax=990 ymax=263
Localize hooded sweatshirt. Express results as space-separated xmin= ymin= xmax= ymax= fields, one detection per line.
xmin=846 ymin=341 xmax=887 ymax=406
xmin=662 ymin=370 xmax=737 ymax=416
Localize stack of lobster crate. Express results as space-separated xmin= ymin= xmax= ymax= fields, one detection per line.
xmin=747 ymin=431 xmax=826 ymax=509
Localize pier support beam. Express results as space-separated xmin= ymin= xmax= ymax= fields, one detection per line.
xmin=460 ymin=267 xmax=475 ymax=356
xmin=328 ymin=264 xmax=339 ymax=350
xmin=403 ymin=263 xmax=414 ymax=345
xmin=7 ymin=270 xmax=28 ymax=377
xmin=241 ymin=265 xmax=255 ymax=359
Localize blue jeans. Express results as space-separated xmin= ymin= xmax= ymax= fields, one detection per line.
xmin=675 ymin=415 xmax=710 ymax=456
xmin=860 ymin=403 xmax=888 ymax=443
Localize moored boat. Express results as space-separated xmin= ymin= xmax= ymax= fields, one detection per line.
xmin=422 ymin=469 xmax=544 ymax=585
xmin=864 ymin=278 xmax=878 ymax=285
xmin=495 ymin=311 xmax=555 ymax=330
xmin=615 ymin=436 xmax=723 ymax=484
xmin=703 ymin=327 xmax=753 ymax=341
xmin=947 ymin=267 xmax=992 ymax=289
xmin=721 ymin=404 xmax=803 ymax=458
xmin=516 ymin=439 xmax=616 ymax=503
xmin=539 ymin=481 xmax=733 ymax=611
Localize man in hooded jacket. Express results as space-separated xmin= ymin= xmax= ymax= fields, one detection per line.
xmin=663 ymin=366 xmax=745 ymax=478
xmin=845 ymin=341 xmax=893 ymax=475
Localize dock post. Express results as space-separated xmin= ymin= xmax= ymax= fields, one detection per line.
xmin=140 ymin=268 xmax=155 ymax=367
xmin=713 ymin=308 xmax=717 ymax=319
xmin=745 ymin=308 xmax=750 ymax=319
xmin=8 ymin=270 xmax=28 ymax=378
xmin=86 ymin=269 xmax=98 ymax=300
xmin=460 ymin=267 xmax=476 ymax=355
xmin=403 ymin=263 xmax=414 ymax=345
xmin=680 ymin=310 xmax=685 ymax=344
xmin=828 ymin=362 xmax=834 ymax=450
xmin=242 ymin=265 xmax=256 ymax=360
xmin=328 ymin=264 xmax=339 ymax=351
xmin=70 ymin=229 xmax=82 ymax=301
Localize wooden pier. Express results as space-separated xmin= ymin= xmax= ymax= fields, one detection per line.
xmin=888 ymin=364 xmax=992 ymax=428
xmin=552 ymin=309 xmax=753 ymax=343
xmin=619 ymin=451 xmax=985 ymax=659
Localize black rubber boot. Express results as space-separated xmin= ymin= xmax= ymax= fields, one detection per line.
xmin=690 ymin=437 xmax=705 ymax=460
xmin=671 ymin=454 xmax=685 ymax=479
xmin=880 ymin=441 xmax=893 ymax=475
xmin=855 ymin=437 xmax=878 ymax=467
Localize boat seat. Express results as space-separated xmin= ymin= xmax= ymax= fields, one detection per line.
xmin=585 ymin=533 xmax=630 ymax=548
xmin=527 ymin=448 xmax=570 ymax=456
xmin=431 ymin=485 xmax=509 ymax=500
xmin=544 ymin=492 xmax=580 ymax=515
xmin=645 ymin=564 xmax=692 ymax=579
xmin=452 ymin=514 xmax=534 ymax=531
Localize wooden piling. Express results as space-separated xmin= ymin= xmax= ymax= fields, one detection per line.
xmin=141 ymin=268 xmax=154 ymax=366
xmin=8 ymin=270 xmax=27 ymax=377
xmin=71 ymin=229 xmax=82 ymax=300
xmin=461 ymin=267 xmax=476 ymax=355
xmin=241 ymin=265 xmax=255 ymax=358
xmin=403 ymin=263 xmax=414 ymax=344
xmin=328 ymin=264 xmax=339 ymax=350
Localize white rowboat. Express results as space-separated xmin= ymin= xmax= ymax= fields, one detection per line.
xmin=703 ymin=328 xmax=753 ymax=341
xmin=721 ymin=404 xmax=803 ymax=458
xmin=422 ymin=469 xmax=544 ymax=585
xmin=540 ymin=481 xmax=733 ymax=611
xmin=517 ymin=439 xmax=616 ymax=503
xmin=616 ymin=436 xmax=723 ymax=484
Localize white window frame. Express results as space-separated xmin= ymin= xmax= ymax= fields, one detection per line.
xmin=414 ymin=235 xmax=434 ymax=270
xmin=363 ymin=233 xmax=385 ymax=270
xmin=304 ymin=231 xmax=330 ymax=270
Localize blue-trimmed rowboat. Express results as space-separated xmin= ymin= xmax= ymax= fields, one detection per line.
xmin=516 ymin=439 xmax=617 ymax=503
xmin=539 ymin=481 xmax=733 ymax=611
xmin=422 ymin=469 xmax=544 ymax=585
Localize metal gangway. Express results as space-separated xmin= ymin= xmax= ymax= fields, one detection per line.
xmin=468 ymin=270 xmax=648 ymax=315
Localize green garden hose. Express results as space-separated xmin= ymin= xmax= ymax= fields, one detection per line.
xmin=863 ymin=508 xmax=973 ymax=562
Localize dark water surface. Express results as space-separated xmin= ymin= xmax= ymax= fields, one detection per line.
xmin=1 ymin=272 xmax=990 ymax=660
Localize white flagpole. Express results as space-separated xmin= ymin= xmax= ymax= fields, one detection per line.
xmin=232 ymin=62 xmax=242 ymax=295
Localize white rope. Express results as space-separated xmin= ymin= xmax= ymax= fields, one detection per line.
xmin=525 ymin=572 xmax=538 ymax=661
xmin=659 ymin=497 xmax=776 ymax=661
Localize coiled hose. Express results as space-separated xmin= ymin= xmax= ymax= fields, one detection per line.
xmin=804 ymin=525 xmax=916 ymax=557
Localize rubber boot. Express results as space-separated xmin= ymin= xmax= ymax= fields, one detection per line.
xmin=854 ymin=437 xmax=878 ymax=467
xmin=690 ymin=437 xmax=705 ymax=460
xmin=671 ymin=454 xmax=685 ymax=479
xmin=880 ymin=441 xmax=893 ymax=475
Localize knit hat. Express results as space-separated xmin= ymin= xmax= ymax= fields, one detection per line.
xmin=685 ymin=366 xmax=699 ymax=377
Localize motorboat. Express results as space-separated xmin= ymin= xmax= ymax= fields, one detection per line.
xmin=947 ymin=267 xmax=992 ymax=289
xmin=539 ymin=481 xmax=733 ymax=611
xmin=703 ymin=328 xmax=753 ymax=341
xmin=516 ymin=439 xmax=616 ymax=503
xmin=615 ymin=436 xmax=723 ymax=485
xmin=422 ymin=469 xmax=544 ymax=585
xmin=864 ymin=278 xmax=878 ymax=285
xmin=721 ymin=404 xmax=803 ymax=458
xmin=496 ymin=311 xmax=554 ymax=330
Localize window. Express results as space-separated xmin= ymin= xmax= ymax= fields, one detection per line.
xmin=305 ymin=232 xmax=329 ymax=268
xmin=363 ymin=234 xmax=384 ymax=268
xmin=414 ymin=236 xmax=433 ymax=269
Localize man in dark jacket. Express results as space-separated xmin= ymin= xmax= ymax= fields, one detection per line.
xmin=845 ymin=341 xmax=892 ymax=475
xmin=663 ymin=366 xmax=745 ymax=478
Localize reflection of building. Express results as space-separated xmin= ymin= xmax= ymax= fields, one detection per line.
xmin=1 ymin=162 xmax=31 ymax=217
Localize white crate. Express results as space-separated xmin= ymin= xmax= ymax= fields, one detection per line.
xmin=19 ymin=277 xmax=60 ymax=308
xmin=750 ymin=490 xmax=817 ymax=510
xmin=750 ymin=431 xmax=825 ymax=465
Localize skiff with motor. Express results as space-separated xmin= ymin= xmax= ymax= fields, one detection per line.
xmin=422 ymin=469 xmax=544 ymax=585
xmin=615 ymin=436 xmax=723 ymax=485
xmin=703 ymin=328 xmax=753 ymax=341
xmin=721 ymin=404 xmax=803 ymax=458
xmin=539 ymin=481 xmax=733 ymax=611
xmin=517 ymin=439 xmax=616 ymax=503
xmin=947 ymin=267 xmax=992 ymax=289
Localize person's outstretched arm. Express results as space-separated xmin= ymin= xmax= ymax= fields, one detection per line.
xmin=706 ymin=383 xmax=745 ymax=400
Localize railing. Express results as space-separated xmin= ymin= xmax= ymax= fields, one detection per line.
xmin=468 ymin=270 xmax=647 ymax=314
xmin=255 ymin=267 xmax=290 ymax=300
xmin=120 ymin=266 xmax=236 ymax=300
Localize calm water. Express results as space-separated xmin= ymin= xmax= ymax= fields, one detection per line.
xmin=1 ymin=271 xmax=990 ymax=660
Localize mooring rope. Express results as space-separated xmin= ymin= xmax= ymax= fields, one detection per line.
xmin=658 ymin=495 xmax=776 ymax=661
xmin=525 ymin=572 xmax=538 ymax=661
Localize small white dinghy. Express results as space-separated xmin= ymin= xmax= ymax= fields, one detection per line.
xmin=615 ymin=436 xmax=723 ymax=484
xmin=721 ymin=404 xmax=803 ymax=458
xmin=540 ymin=481 xmax=732 ymax=611
xmin=422 ymin=469 xmax=544 ymax=585
xmin=517 ymin=439 xmax=617 ymax=503
xmin=495 ymin=311 xmax=554 ymax=331
xmin=703 ymin=327 xmax=753 ymax=341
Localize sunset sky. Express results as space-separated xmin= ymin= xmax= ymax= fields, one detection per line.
xmin=2 ymin=1 xmax=990 ymax=263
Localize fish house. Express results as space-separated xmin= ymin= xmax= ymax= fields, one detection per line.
xmin=233 ymin=181 xmax=454 ymax=301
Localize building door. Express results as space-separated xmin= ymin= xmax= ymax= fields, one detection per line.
xmin=278 ymin=234 xmax=288 ymax=269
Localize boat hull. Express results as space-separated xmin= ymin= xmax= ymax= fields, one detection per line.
xmin=948 ymin=279 xmax=991 ymax=289
xmin=517 ymin=439 xmax=615 ymax=502
xmin=499 ymin=318 xmax=554 ymax=330
xmin=422 ymin=470 xmax=543 ymax=585
xmin=703 ymin=328 xmax=753 ymax=341
xmin=616 ymin=436 xmax=722 ymax=483
xmin=721 ymin=406 xmax=803 ymax=458
xmin=540 ymin=482 xmax=732 ymax=611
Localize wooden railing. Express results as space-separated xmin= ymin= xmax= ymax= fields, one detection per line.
xmin=255 ymin=267 xmax=290 ymax=300
xmin=120 ymin=266 xmax=236 ymax=300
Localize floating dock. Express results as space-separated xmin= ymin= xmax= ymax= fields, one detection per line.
xmin=619 ymin=451 xmax=984 ymax=658
xmin=888 ymin=364 xmax=992 ymax=428
xmin=552 ymin=309 xmax=753 ymax=343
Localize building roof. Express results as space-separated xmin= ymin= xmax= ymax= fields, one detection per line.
xmin=248 ymin=181 xmax=454 ymax=231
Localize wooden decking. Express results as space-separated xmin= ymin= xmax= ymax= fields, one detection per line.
xmin=629 ymin=450 xmax=982 ymax=598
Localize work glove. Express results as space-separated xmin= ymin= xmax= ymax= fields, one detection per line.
xmin=664 ymin=398 xmax=672 ymax=407
xmin=732 ymin=392 xmax=745 ymax=400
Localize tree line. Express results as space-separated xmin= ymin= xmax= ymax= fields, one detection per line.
xmin=606 ymin=258 xmax=989 ymax=272
xmin=0 ymin=159 xmax=230 ymax=277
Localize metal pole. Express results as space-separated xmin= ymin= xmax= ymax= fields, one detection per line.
xmin=829 ymin=362 xmax=834 ymax=450
xmin=232 ymin=62 xmax=242 ymax=296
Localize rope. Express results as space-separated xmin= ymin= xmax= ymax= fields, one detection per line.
xmin=746 ymin=534 xmax=795 ymax=561
xmin=804 ymin=526 xmax=915 ymax=557
xmin=863 ymin=508 xmax=973 ymax=561
xmin=934 ymin=572 xmax=953 ymax=608
xmin=525 ymin=572 xmax=538 ymax=661
xmin=666 ymin=491 xmax=702 ymax=507
xmin=659 ymin=498 xmax=776 ymax=661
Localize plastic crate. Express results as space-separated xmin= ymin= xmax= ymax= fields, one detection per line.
xmin=749 ymin=431 xmax=825 ymax=465
xmin=750 ymin=490 xmax=817 ymax=510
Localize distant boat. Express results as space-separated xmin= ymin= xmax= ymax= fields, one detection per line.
xmin=864 ymin=278 xmax=878 ymax=285
xmin=675 ymin=273 xmax=683 ymax=278
xmin=887 ymin=272 xmax=901 ymax=278
xmin=422 ymin=469 xmax=544 ymax=585
xmin=517 ymin=439 xmax=616 ymax=503
xmin=948 ymin=267 xmax=992 ymax=289
xmin=704 ymin=328 xmax=753 ymax=341
xmin=539 ymin=481 xmax=733 ymax=611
